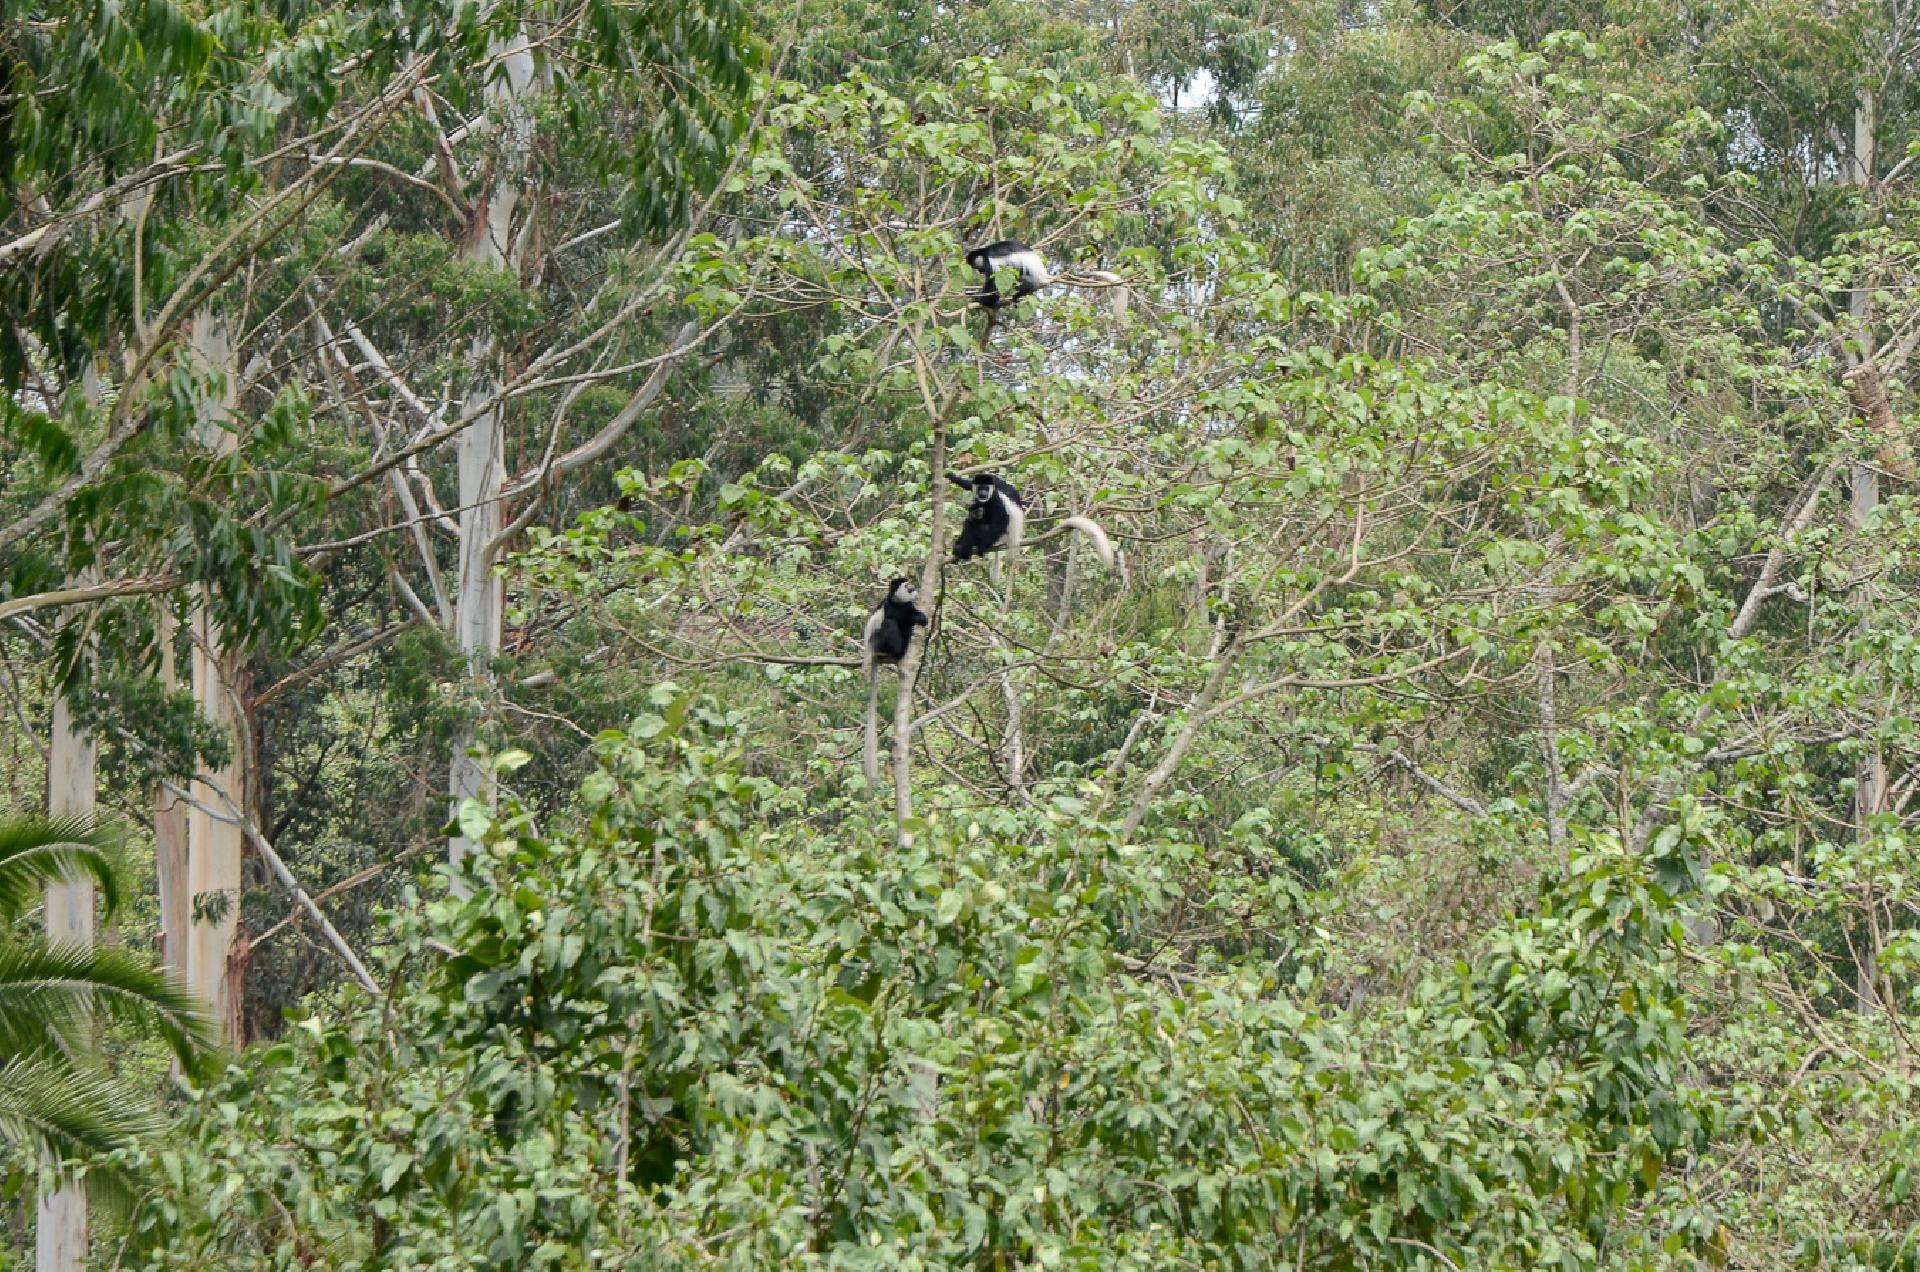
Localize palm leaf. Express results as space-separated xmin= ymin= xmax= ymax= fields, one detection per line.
xmin=0 ymin=1055 xmax=158 ymax=1210
xmin=0 ymin=816 xmax=221 ymax=1209
xmin=0 ymin=815 xmax=123 ymax=923
xmin=0 ymin=944 xmax=217 ymax=1077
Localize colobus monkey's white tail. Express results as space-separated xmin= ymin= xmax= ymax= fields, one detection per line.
xmin=1081 ymin=269 xmax=1128 ymax=319
xmin=863 ymin=658 xmax=881 ymax=786
xmin=1061 ymin=516 xmax=1117 ymax=568
xmin=1058 ymin=268 xmax=1127 ymax=318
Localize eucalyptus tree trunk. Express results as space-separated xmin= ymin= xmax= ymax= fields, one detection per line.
xmin=447 ymin=368 xmax=506 ymax=885
xmin=154 ymin=611 xmax=188 ymax=979
xmin=38 ymin=663 xmax=93 ymax=1272
xmin=183 ymin=315 xmax=244 ymax=1041
xmin=446 ymin=31 xmax=536 ymax=883
xmin=37 ymin=362 xmax=103 ymax=1272
xmin=186 ymin=617 xmax=244 ymax=1038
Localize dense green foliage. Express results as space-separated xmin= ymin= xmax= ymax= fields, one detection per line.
xmin=133 ymin=703 xmax=1716 ymax=1269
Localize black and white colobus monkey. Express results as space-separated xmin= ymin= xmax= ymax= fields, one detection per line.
xmin=965 ymin=241 xmax=1126 ymax=315
xmin=863 ymin=577 xmax=929 ymax=785
xmin=947 ymin=471 xmax=1116 ymax=569
xmin=949 ymin=472 xmax=1026 ymax=561
xmin=965 ymin=240 xmax=1049 ymax=309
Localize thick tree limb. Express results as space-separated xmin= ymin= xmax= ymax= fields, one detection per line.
xmin=1119 ymin=511 xmax=1375 ymax=840
xmin=308 ymin=304 xmax=725 ymax=516
xmin=148 ymin=774 xmax=381 ymax=996
xmin=312 ymin=306 xmax=457 ymax=617
xmin=413 ymin=88 xmax=473 ymax=211
xmin=1842 ymin=361 xmax=1916 ymax=477
xmin=894 ymin=317 xmax=965 ymax=838
xmin=290 ymin=52 xmax=791 ymax=530
xmin=1380 ymin=747 xmax=1489 ymax=818
xmin=1 ymin=151 xmax=200 ymax=269
xmin=553 ymin=219 xmax=622 ymax=255
xmin=388 ymin=471 xmax=455 ymax=621
xmin=483 ymin=372 xmax=595 ymax=560
xmin=1299 ymin=732 xmax=1489 ymax=818
xmin=0 ymin=147 xmax=201 ymax=266
xmin=1103 ymin=691 xmax=1161 ymax=783
xmin=244 ymin=823 xmax=383 ymax=996
xmin=388 ymin=566 xmax=440 ymax=627
xmin=341 ymin=320 xmax=444 ymax=428
xmin=503 ymin=320 xmax=701 ymax=495
xmin=0 ymin=575 xmax=182 ymax=623
xmin=253 ymin=620 xmax=420 ymax=706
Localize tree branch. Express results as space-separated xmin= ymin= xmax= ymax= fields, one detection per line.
xmin=411 ymin=87 xmax=473 ymax=217
xmin=0 ymin=147 xmax=202 ymax=267
xmin=145 ymin=771 xmax=381 ymax=997
xmin=253 ymin=620 xmax=420 ymax=707
xmin=0 ymin=575 xmax=182 ymax=623
xmin=499 ymin=320 xmax=700 ymax=499
xmin=1380 ymin=746 xmax=1489 ymax=818
xmin=0 ymin=59 xmax=429 ymax=559
xmin=305 ymin=154 xmax=468 ymax=224
xmin=1629 ymin=459 xmax=1840 ymax=853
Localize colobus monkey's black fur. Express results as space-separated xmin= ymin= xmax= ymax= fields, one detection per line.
xmin=965 ymin=241 xmax=1128 ymax=316
xmin=863 ymin=577 xmax=929 ymax=784
xmin=946 ymin=471 xmax=1117 ymax=569
xmin=949 ymin=472 xmax=1026 ymax=561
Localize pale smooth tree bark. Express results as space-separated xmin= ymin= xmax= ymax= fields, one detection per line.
xmin=153 ymin=610 xmax=188 ymax=979
xmin=37 ymin=363 xmax=103 ymax=1272
xmin=38 ymin=675 xmax=93 ymax=1271
xmin=447 ymin=32 xmax=535 ymax=883
xmin=183 ymin=314 xmax=244 ymax=1041
xmin=186 ymin=621 xmax=244 ymax=1039
xmin=890 ymin=329 xmax=964 ymax=841
xmin=395 ymin=30 xmax=709 ymax=877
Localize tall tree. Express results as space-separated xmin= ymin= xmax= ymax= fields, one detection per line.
xmin=415 ymin=0 xmax=755 ymax=874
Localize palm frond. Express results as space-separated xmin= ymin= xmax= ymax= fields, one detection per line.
xmin=0 ymin=1055 xmax=158 ymax=1206
xmin=0 ymin=816 xmax=124 ymax=923
xmin=0 ymin=1056 xmax=153 ymax=1215
xmin=0 ymin=945 xmax=218 ymax=1077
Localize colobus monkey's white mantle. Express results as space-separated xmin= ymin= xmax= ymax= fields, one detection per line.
xmin=965 ymin=241 xmax=1127 ymax=315
xmin=863 ymin=577 xmax=929 ymax=785
xmin=947 ymin=470 xmax=1116 ymax=569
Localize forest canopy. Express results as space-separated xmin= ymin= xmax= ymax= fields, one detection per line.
xmin=5 ymin=0 xmax=1920 ymax=1269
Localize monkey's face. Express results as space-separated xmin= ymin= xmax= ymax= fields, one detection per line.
xmin=971 ymin=481 xmax=992 ymax=506
xmin=891 ymin=581 xmax=918 ymax=604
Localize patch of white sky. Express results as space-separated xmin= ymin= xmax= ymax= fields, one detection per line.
xmin=1157 ymin=42 xmax=1291 ymax=121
